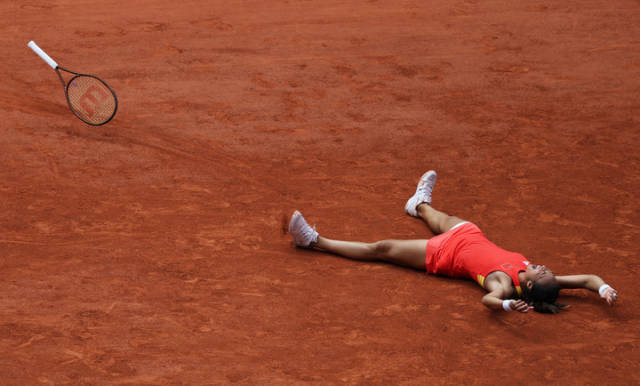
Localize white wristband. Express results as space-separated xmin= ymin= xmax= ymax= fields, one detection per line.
xmin=598 ymin=284 xmax=611 ymax=297
xmin=502 ymin=299 xmax=513 ymax=311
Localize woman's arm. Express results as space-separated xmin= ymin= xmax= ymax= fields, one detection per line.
xmin=482 ymin=287 xmax=532 ymax=313
xmin=556 ymin=274 xmax=603 ymax=290
xmin=556 ymin=274 xmax=618 ymax=305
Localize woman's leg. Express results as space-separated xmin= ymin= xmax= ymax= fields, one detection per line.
xmin=417 ymin=203 xmax=466 ymax=234
xmin=312 ymin=237 xmax=427 ymax=270
xmin=405 ymin=170 xmax=468 ymax=234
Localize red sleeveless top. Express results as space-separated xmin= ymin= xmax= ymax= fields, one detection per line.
xmin=425 ymin=223 xmax=530 ymax=296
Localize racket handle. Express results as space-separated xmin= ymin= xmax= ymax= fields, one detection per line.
xmin=28 ymin=41 xmax=58 ymax=69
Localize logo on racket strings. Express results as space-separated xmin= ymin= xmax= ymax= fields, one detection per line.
xmin=79 ymin=85 xmax=109 ymax=117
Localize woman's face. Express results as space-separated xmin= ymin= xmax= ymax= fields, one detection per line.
xmin=524 ymin=263 xmax=556 ymax=287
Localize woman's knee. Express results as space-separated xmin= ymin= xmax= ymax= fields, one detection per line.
xmin=441 ymin=216 xmax=465 ymax=233
xmin=372 ymin=240 xmax=395 ymax=259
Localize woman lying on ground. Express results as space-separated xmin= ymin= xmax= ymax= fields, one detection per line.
xmin=288 ymin=170 xmax=618 ymax=314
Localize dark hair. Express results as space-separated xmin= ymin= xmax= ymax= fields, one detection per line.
xmin=521 ymin=280 xmax=566 ymax=314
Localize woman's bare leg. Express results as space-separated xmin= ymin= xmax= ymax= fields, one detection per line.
xmin=405 ymin=170 xmax=467 ymax=234
xmin=417 ymin=203 xmax=466 ymax=234
xmin=312 ymin=237 xmax=427 ymax=270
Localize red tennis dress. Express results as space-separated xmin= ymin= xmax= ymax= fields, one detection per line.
xmin=425 ymin=223 xmax=530 ymax=296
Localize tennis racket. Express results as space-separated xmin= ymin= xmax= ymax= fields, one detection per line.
xmin=28 ymin=41 xmax=118 ymax=126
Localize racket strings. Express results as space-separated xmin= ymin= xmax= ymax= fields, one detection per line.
xmin=65 ymin=75 xmax=117 ymax=125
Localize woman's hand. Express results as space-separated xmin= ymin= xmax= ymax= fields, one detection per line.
xmin=509 ymin=300 xmax=533 ymax=313
xmin=600 ymin=286 xmax=618 ymax=306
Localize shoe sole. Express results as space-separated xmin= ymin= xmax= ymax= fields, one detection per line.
xmin=288 ymin=210 xmax=302 ymax=234
xmin=419 ymin=170 xmax=437 ymax=187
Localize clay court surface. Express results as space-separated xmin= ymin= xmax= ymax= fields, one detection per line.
xmin=1 ymin=0 xmax=639 ymax=384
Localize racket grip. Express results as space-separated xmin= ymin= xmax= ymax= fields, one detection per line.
xmin=28 ymin=41 xmax=58 ymax=69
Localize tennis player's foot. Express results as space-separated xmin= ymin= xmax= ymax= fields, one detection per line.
xmin=289 ymin=210 xmax=319 ymax=247
xmin=405 ymin=170 xmax=437 ymax=217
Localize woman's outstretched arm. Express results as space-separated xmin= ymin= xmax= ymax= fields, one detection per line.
xmin=556 ymin=274 xmax=618 ymax=305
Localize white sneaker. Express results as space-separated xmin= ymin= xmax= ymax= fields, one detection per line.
xmin=404 ymin=170 xmax=437 ymax=217
xmin=288 ymin=210 xmax=319 ymax=247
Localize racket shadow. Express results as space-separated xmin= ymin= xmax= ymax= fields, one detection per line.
xmin=1 ymin=90 xmax=68 ymax=118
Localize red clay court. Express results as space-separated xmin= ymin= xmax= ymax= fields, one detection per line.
xmin=2 ymin=0 xmax=639 ymax=384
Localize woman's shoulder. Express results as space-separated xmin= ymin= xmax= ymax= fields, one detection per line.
xmin=484 ymin=271 xmax=518 ymax=297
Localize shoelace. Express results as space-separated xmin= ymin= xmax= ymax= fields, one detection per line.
xmin=304 ymin=224 xmax=316 ymax=237
xmin=295 ymin=218 xmax=316 ymax=241
xmin=303 ymin=225 xmax=317 ymax=240
xmin=418 ymin=181 xmax=432 ymax=196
